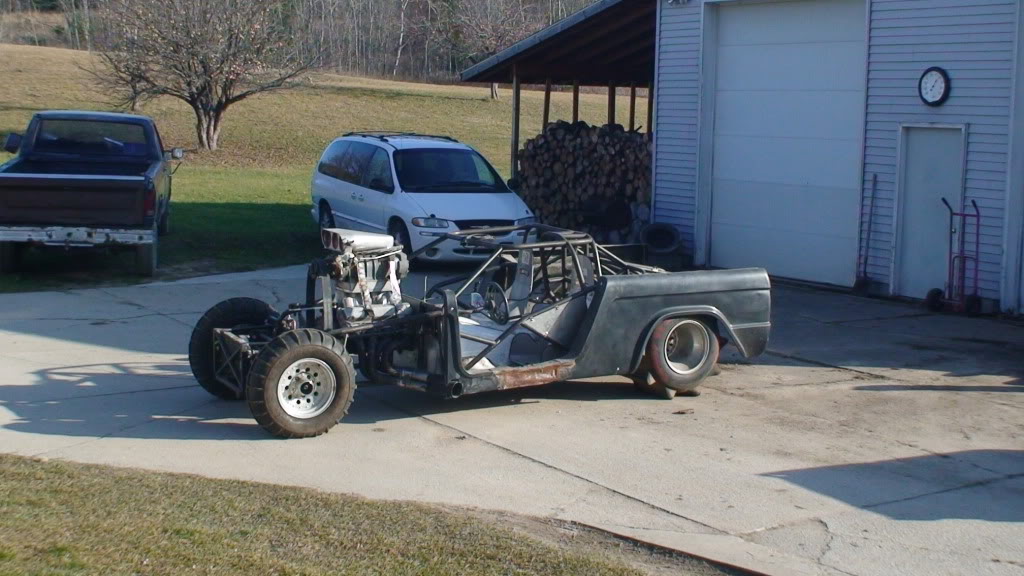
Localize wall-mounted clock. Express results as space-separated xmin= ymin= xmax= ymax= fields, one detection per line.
xmin=919 ymin=67 xmax=951 ymax=107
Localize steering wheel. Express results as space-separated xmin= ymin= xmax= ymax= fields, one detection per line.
xmin=483 ymin=282 xmax=510 ymax=325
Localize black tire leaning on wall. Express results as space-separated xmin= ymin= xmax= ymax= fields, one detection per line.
xmin=189 ymin=297 xmax=278 ymax=400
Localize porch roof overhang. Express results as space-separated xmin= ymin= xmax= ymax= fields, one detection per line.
xmin=460 ymin=0 xmax=657 ymax=87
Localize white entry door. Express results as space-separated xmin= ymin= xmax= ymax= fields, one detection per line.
xmin=709 ymin=0 xmax=866 ymax=287
xmin=897 ymin=127 xmax=964 ymax=300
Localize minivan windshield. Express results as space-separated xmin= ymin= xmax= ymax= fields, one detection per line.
xmin=393 ymin=148 xmax=507 ymax=193
xmin=32 ymin=119 xmax=150 ymax=157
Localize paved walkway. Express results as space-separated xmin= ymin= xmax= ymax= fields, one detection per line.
xmin=0 ymin=267 xmax=1021 ymax=576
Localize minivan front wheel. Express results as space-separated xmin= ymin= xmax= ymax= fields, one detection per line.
xmin=319 ymin=202 xmax=336 ymax=230
xmin=388 ymin=219 xmax=413 ymax=259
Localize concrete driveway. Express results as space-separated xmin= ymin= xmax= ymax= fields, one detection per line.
xmin=0 ymin=267 xmax=1021 ymax=576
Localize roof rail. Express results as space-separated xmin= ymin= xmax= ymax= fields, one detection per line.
xmin=342 ymin=131 xmax=459 ymax=143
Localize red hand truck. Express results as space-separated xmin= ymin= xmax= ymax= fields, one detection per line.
xmin=926 ymin=197 xmax=982 ymax=316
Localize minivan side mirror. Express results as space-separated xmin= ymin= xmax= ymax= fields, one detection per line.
xmin=3 ymin=133 xmax=22 ymax=154
xmin=170 ymin=148 xmax=185 ymax=160
xmin=507 ymin=177 xmax=520 ymax=191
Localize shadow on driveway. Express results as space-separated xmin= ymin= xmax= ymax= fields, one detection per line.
xmin=764 ymin=450 xmax=1024 ymax=522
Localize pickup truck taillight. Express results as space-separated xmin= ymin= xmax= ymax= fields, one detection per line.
xmin=144 ymin=188 xmax=156 ymax=219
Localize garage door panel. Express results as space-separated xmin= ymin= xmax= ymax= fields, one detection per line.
xmin=718 ymin=0 xmax=865 ymax=45
xmin=713 ymin=135 xmax=863 ymax=189
xmin=709 ymin=0 xmax=866 ymax=287
xmin=717 ymin=43 xmax=867 ymax=92
xmin=711 ymin=179 xmax=860 ymax=239
xmin=714 ymin=91 xmax=865 ymax=140
xmin=711 ymin=221 xmax=857 ymax=287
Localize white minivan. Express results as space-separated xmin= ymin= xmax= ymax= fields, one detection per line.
xmin=310 ymin=132 xmax=535 ymax=261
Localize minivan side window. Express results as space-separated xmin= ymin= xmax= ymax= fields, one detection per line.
xmin=338 ymin=141 xmax=375 ymax=184
xmin=318 ymin=141 xmax=349 ymax=180
xmin=362 ymin=148 xmax=394 ymax=193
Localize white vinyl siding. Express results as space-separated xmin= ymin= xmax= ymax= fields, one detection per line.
xmin=652 ymin=2 xmax=702 ymax=256
xmin=861 ymin=0 xmax=1017 ymax=300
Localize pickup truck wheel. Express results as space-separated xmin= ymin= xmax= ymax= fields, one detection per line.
xmin=158 ymin=211 xmax=171 ymax=236
xmin=247 ymin=329 xmax=356 ymax=439
xmin=135 ymin=239 xmax=157 ymax=276
xmin=0 ymin=242 xmax=22 ymax=274
xmin=647 ymin=318 xmax=719 ymax=393
xmin=189 ymin=297 xmax=278 ymax=400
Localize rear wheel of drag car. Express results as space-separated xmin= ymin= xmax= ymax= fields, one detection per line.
xmin=646 ymin=318 xmax=720 ymax=394
xmin=247 ymin=329 xmax=356 ymax=439
xmin=189 ymin=297 xmax=278 ymax=400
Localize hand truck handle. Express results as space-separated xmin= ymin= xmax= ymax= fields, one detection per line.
xmin=971 ymin=200 xmax=979 ymax=215
xmin=941 ymin=197 xmax=953 ymax=213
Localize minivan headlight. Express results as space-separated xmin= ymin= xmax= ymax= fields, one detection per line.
xmin=412 ymin=217 xmax=450 ymax=229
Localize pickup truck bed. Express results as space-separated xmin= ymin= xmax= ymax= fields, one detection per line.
xmin=0 ymin=159 xmax=152 ymax=227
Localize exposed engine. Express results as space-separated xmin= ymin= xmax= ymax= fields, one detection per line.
xmin=320 ymin=228 xmax=411 ymax=326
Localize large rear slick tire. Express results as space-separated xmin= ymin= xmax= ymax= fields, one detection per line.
xmin=189 ymin=297 xmax=278 ymax=400
xmin=646 ymin=318 xmax=719 ymax=394
xmin=247 ymin=329 xmax=356 ymax=439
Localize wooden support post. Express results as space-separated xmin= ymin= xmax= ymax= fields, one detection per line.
xmin=511 ymin=67 xmax=521 ymax=179
xmin=608 ymin=83 xmax=616 ymax=126
xmin=572 ymin=81 xmax=579 ymax=123
xmin=543 ymin=79 xmax=552 ymax=131
xmin=629 ymin=83 xmax=637 ymax=131
xmin=646 ymin=83 xmax=654 ymax=135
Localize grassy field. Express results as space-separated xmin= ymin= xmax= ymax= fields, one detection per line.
xmin=0 ymin=44 xmax=647 ymax=291
xmin=0 ymin=455 xmax=733 ymax=576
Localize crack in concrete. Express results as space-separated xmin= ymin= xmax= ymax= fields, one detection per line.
xmin=763 ymin=350 xmax=888 ymax=381
xmin=254 ymin=280 xmax=289 ymax=307
xmin=96 ymin=288 xmax=195 ymax=328
xmin=861 ymin=472 xmax=1024 ymax=513
xmin=365 ymin=392 xmax=725 ymax=535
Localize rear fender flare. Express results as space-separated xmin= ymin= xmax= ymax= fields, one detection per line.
xmin=630 ymin=306 xmax=744 ymax=374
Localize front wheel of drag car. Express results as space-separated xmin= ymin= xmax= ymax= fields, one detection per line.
xmin=246 ymin=329 xmax=356 ymax=439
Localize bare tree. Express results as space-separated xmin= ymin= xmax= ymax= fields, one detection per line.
xmin=95 ymin=0 xmax=317 ymax=150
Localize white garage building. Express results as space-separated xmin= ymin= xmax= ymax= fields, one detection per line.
xmin=464 ymin=0 xmax=1024 ymax=314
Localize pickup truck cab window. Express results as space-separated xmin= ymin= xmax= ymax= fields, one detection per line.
xmin=34 ymin=119 xmax=150 ymax=157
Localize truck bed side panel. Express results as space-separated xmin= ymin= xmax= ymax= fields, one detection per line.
xmin=568 ymin=268 xmax=772 ymax=379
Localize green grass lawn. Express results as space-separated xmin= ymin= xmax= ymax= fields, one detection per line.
xmin=0 ymin=455 xmax=651 ymax=576
xmin=0 ymin=44 xmax=648 ymax=291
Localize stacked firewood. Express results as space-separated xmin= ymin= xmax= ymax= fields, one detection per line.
xmin=516 ymin=121 xmax=652 ymax=239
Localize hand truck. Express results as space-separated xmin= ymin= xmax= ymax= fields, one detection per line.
xmin=926 ymin=197 xmax=982 ymax=316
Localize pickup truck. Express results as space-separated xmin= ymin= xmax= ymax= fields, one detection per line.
xmin=0 ymin=111 xmax=182 ymax=276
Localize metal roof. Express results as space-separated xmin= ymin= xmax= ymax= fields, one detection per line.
xmin=460 ymin=0 xmax=657 ymax=86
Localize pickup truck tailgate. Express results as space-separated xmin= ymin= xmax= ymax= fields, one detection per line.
xmin=0 ymin=174 xmax=148 ymax=227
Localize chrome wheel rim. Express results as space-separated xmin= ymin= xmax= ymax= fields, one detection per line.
xmin=663 ymin=320 xmax=710 ymax=376
xmin=277 ymin=358 xmax=336 ymax=419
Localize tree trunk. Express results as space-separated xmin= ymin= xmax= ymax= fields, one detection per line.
xmin=192 ymin=107 xmax=224 ymax=151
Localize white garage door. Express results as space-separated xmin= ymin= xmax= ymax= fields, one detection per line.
xmin=710 ymin=0 xmax=866 ymax=287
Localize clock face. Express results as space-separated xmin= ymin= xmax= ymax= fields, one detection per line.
xmin=919 ymin=67 xmax=950 ymax=106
